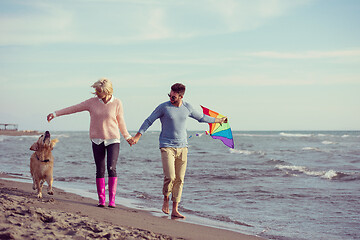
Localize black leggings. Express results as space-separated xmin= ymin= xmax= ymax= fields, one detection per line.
xmin=92 ymin=142 xmax=120 ymax=178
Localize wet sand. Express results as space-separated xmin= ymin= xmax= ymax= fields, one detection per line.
xmin=0 ymin=173 xmax=265 ymax=240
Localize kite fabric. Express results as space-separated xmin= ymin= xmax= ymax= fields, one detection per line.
xmin=201 ymin=106 xmax=234 ymax=149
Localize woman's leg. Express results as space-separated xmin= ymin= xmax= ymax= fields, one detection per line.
xmin=106 ymin=143 xmax=120 ymax=177
xmin=92 ymin=142 xmax=106 ymax=206
xmin=106 ymin=143 xmax=120 ymax=207
xmin=92 ymin=142 xmax=106 ymax=178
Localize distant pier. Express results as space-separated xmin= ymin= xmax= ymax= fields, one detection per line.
xmin=0 ymin=123 xmax=18 ymax=131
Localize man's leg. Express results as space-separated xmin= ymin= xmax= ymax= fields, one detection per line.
xmin=160 ymin=148 xmax=176 ymax=214
xmin=163 ymin=195 xmax=170 ymax=214
xmin=171 ymin=147 xmax=188 ymax=218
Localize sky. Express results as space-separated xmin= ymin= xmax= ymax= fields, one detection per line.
xmin=0 ymin=0 xmax=359 ymax=132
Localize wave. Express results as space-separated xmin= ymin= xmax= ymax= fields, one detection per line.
xmin=133 ymin=191 xmax=153 ymax=200
xmin=275 ymin=165 xmax=360 ymax=181
xmin=1 ymin=172 xmax=27 ymax=178
xmin=232 ymin=133 xmax=278 ymax=137
xmin=53 ymin=134 xmax=70 ymax=138
xmin=265 ymin=159 xmax=289 ymax=165
xmin=279 ymin=132 xmax=313 ymax=137
xmin=229 ymin=148 xmax=265 ymax=156
xmin=180 ymin=207 xmax=253 ymax=227
xmin=317 ymin=134 xmax=327 ymax=137
xmin=302 ymin=147 xmax=329 ymax=153
xmin=279 ymin=132 xmax=360 ymax=139
xmin=0 ymin=135 xmax=39 ymax=141
xmin=302 ymin=147 xmax=321 ymax=151
xmin=230 ymin=132 xmax=360 ymax=140
xmin=208 ymin=174 xmax=239 ymax=180
xmin=276 ymin=165 xmax=322 ymax=176
xmin=55 ymin=176 xmax=92 ymax=182
xmin=66 ymin=160 xmax=87 ymax=165
xmin=326 ymin=171 xmax=360 ymax=181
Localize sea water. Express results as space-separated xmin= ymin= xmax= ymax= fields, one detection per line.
xmin=0 ymin=131 xmax=359 ymax=240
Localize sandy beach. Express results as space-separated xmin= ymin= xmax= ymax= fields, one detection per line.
xmin=0 ymin=173 xmax=265 ymax=240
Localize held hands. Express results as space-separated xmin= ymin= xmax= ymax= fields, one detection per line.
xmin=127 ymin=133 xmax=142 ymax=147
xmin=126 ymin=138 xmax=133 ymax=146
xmin=127 ymin=137 xmax=136 ymax=146
xmin=127 ymin=137 xmax=138 ymax=146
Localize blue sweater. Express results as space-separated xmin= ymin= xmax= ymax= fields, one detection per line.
xmin=139 ymin=101 xmax=215 ymax=148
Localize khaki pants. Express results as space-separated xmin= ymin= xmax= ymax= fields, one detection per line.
xmin=160 ymin=147 xmax=188 ymax=203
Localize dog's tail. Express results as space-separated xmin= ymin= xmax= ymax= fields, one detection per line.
xmin=50 ymin=139 xmax=59 ymax=149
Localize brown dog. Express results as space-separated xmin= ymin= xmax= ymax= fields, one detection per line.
xmin=30 ymin=131 xmax=58 ymax=198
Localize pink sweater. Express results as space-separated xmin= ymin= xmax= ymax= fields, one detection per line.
xmin=55 ymin=97 xmax=131 ymax=140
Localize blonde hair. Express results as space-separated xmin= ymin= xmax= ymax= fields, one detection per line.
xmin=91 ymin=78 xmax=113 ymax=96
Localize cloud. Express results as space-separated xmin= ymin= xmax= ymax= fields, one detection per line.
xmin=205 ymin=0 xmax=313 ymax=32
xmin=247 ymin=50 xmax=360 ymax=59
xmin=0 ymin=1 xmax=74 ymax=45
xmin=137 ymin=7 xmax=171 ymax=40
xmin=188 ymin=71 xmax=360 ymax=87
xmin=65 ymin=49 xmax=360 ymax=65
xmin=0 ymin=0 xmax=313 ymax=45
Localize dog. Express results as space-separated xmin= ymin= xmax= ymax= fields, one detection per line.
xmin=30 ymin=131 xmax=58 ymax=198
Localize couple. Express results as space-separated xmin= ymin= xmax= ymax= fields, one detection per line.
xmin=47 ymin=78 xmax=227 ymax=218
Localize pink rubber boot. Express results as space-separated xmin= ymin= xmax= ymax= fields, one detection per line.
xmin=108 ymin=177 xmax=118 ymax=208
xmin=96 ymin=178 xmax=106 ymax=207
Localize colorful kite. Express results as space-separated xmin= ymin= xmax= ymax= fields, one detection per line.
xmin=201 ymin=106 xmax=234 ymax=149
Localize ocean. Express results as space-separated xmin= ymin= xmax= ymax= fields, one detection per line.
xmin=1 ymin=130 xmax=359 ymax=240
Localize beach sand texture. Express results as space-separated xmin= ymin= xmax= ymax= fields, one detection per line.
xmin=0 ymin=174 xmax=264 ymax=240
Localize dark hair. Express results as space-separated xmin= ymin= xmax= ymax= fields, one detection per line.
xmin=171 ymin=83 xmax=186 ymax=96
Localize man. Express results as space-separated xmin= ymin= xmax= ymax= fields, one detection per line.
xmin=130 ymin=83 xmax=227 ymax=218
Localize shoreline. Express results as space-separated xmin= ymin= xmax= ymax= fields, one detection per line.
xmin=0 ymin=130 xmax=40 ymax=136
xmin=0 ymin=173 xmax=265 ymax=240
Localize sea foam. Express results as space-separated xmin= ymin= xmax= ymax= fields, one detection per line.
xmin=279 ymin=132 xmax=313 ymax=137
xmin=276 ymin=165 xmax=339 ymax=179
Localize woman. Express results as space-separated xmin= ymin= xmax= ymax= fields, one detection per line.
xmin=47 ymin=78 xmax=132 ymax=208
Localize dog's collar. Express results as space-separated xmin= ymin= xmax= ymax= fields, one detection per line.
xmin=36 ymin=154 xmax=50 ymax=163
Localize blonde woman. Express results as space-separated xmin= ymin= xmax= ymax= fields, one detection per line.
xmin=47 ymin=78 xmax=132 ymax=208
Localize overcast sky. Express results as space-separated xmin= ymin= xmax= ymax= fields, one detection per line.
xmin=1 ymin=0 xmax=359 ymax=132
